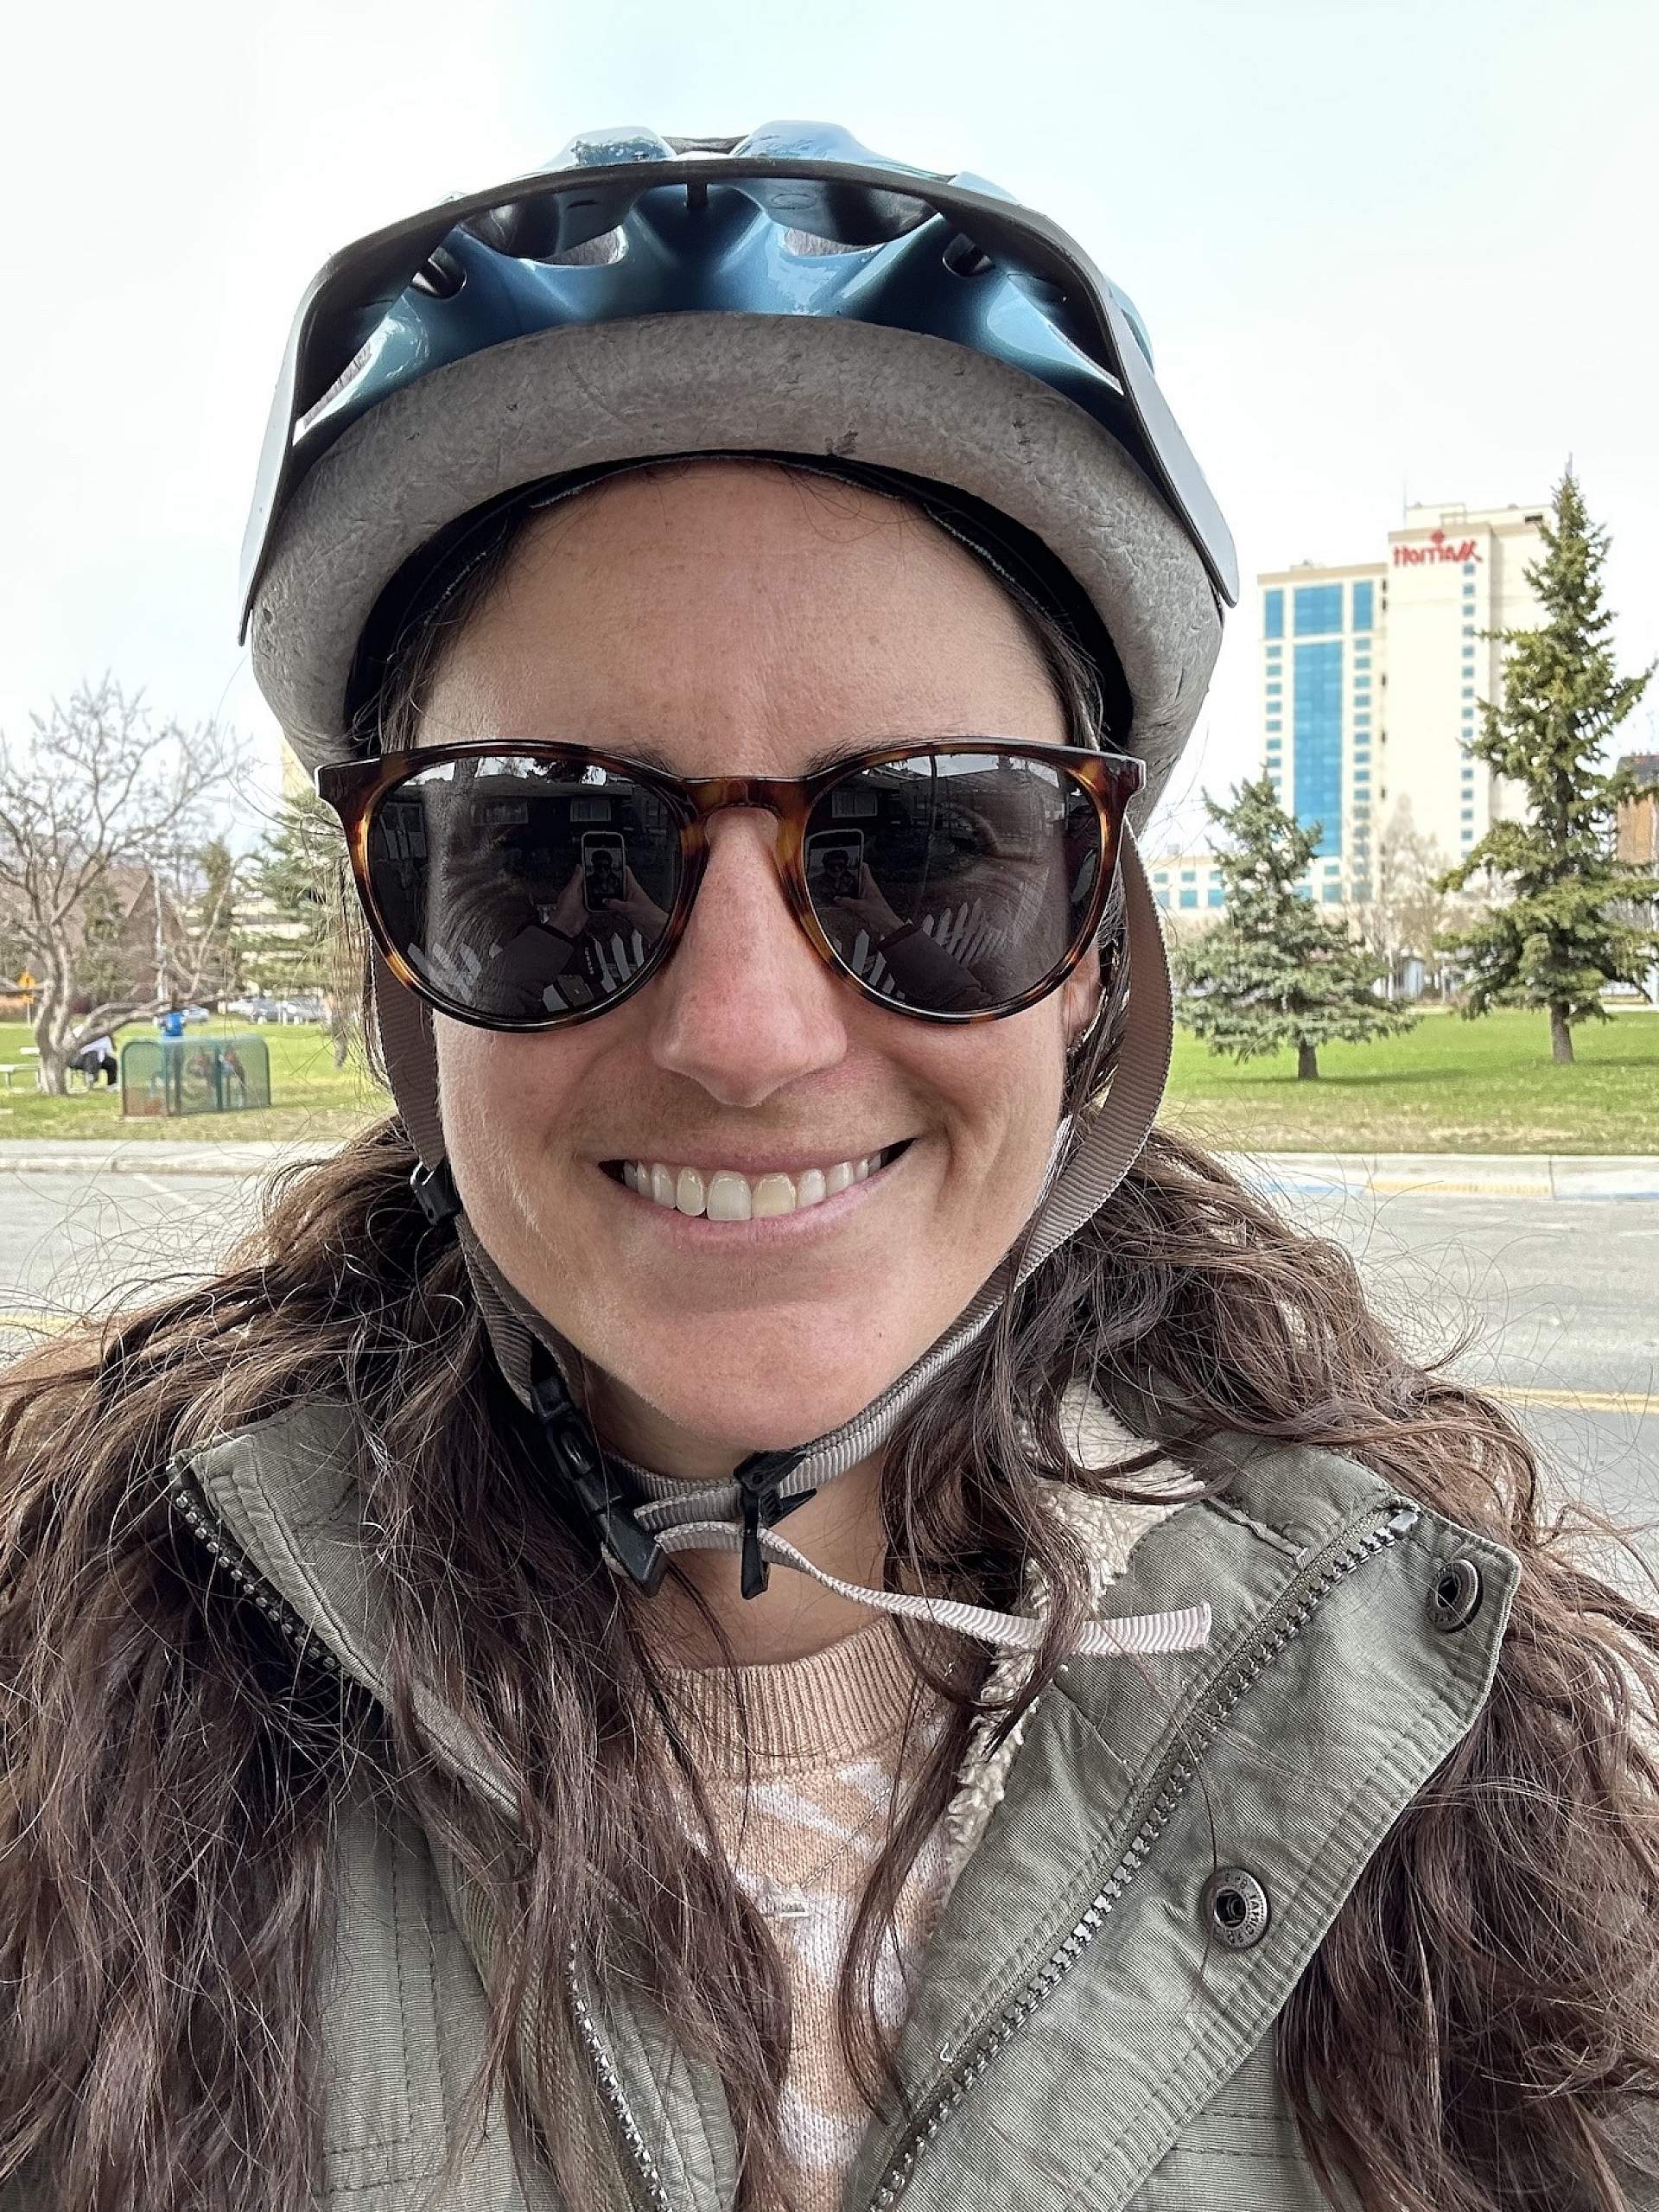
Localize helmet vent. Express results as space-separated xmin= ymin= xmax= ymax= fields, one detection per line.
xmin=410 ymin=245 xmax=467 ymax=301
xmin=943 ymin=234 xmax=995 ymax=280
xmin=537 ymin=227 xmax=628 ymax=268
xmin=779 ymin=227 xmax=866 ymax=257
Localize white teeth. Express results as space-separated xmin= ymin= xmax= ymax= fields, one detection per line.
xmin=617 ymin=1146 xmax=904 ymax=1218
xmin=751 ymin=1173 xmax=797 ymax=1218
xmin=705 ymin=1171 xmax=752 ymax=1223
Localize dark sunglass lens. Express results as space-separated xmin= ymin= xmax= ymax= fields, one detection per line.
xmin=366 ymin=757 xmax=679 ymax=1023
xmin=804 ymin=753 xmax=1105 ymax=1014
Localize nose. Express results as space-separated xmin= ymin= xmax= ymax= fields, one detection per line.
xmin=645 ymin=808 xmax=849 ymax=1106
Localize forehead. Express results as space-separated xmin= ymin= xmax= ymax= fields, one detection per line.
xmin=416 ymin=461 xmax=1067 ymax=771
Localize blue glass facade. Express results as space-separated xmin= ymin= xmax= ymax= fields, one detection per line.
xmin=1264 ymin=588 xmax=1284 ymax=639
xmin=1351 ymin=580 xmax=1374 ymax=632
xmin=1294 ymin=640 xmax=1344 ymax=855
xmin=1294 ymin=584 xmax=1344 ymax=636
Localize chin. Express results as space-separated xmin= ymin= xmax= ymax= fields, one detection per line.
xmin=613 ymin=1345 xmax=916 ymax=1458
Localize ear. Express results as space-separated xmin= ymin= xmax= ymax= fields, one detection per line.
xmin=1060 ymin=941 xmax=1104 ymax=1055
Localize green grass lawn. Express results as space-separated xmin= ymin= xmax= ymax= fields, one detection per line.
xmin=1161 ymin=1004 xmax=1659 ymax=1155
xmin=0 ymin=1005 xmax=1653 ymax=1154
xmin=0 ymin=1022 xmax=385 ymax=1144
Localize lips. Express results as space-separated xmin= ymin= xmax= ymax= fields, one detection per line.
xmin=600 ymin=1139 xmax=915 ymax=1223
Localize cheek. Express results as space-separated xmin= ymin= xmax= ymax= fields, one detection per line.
xmin=433 ymin=1025 xmax=586 ymax=1222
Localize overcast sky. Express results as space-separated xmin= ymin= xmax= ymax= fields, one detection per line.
xmin=4 ymin=0 xmax=1656 ymax=854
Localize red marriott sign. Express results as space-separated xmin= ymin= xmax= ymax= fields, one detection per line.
xmin=1393 ymin=526 xmax=1480 ymax=567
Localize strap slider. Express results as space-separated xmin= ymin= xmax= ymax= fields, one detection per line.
xmin=734 ymin=1451 xmax=816 ymax=1601
xmin=410 ymin=1159 xmax=461 ymax=1225
xmin=529 ymin=1368 xmax=667 ymax=1595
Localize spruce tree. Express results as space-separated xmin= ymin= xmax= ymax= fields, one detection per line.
xmin=1175 ymin=775 xmax=1418 ymax=1079
xmin=1435 ymin=466 xmax=1659 ymax=1063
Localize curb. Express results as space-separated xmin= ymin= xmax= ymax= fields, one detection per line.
xmin=0 ymin=1142 xmax=338 ymax=1179
xmin=1225 ymin=1152 xmax=1659 ymax=1204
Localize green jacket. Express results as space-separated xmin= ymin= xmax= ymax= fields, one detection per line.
xmin=10 ymin=1398 xmax=1553 ymax=2208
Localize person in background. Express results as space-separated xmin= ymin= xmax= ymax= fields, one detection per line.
xmin=72 ymin=1033 xmax=118 ymax=1088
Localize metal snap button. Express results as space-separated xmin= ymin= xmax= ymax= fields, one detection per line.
xmin=1202 ymin=1867 xmax=1270 ymax=1952
xmin=1429 ymin=1556 xmax=1483 ymax=1632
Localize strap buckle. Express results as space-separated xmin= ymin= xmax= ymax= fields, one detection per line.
xmin=410 ymin=1158 xmax=461 ymax=1225
xmin=734 ymin=1451 xmax=816 ymax=1600
xmin=528 ymin=1366 xmax=666 ymax=1594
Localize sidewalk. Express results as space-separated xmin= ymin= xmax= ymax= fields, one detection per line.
xmin=1226 ymin=1152 xmax=1659 ymax=1202
xmin=0 ymin=1138 xmax=1654 ymax=1200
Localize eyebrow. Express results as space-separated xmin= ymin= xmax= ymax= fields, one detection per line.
xmin=614 ymin=735 xmax=977 ymax=779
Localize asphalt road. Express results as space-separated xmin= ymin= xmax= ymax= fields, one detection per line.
xmin=0 ymin=1162 xmax=1652 ymax=1564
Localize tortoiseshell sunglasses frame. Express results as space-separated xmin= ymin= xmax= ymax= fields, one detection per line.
xmin=315 ymin=737 xmax=1145 ymax=1034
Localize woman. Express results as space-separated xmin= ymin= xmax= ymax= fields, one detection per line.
xmin=2 ymin=126 xmax=1656 ymax=2212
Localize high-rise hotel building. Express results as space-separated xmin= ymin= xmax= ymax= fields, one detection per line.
xmin=1256 ymin=501 xmax=1548 ymax=904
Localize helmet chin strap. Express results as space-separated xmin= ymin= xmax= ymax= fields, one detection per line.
xmin=372 ymin=830 xmax=1210 ymax=1660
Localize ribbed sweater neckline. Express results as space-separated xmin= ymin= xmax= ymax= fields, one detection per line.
xmin=658 ymin=1617 xmax=936 ymax=1777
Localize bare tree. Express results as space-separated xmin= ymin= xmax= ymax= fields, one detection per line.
xmin=1353 ymin=800 xmax=1472 ymax=999
xmin=0 ymin=677 xmax=246 ymax=1091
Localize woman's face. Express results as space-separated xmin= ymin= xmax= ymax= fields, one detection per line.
xmin=424 ymin=462 xmax=1100 ymax=1477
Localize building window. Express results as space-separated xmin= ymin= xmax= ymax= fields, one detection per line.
xmin=1462 ymin=685 xmax=1475 ymax=699
xmin=1463 ymin=624 xmax=1475 ymax=637
xmin=1352 ymin=580 xmax=1375 ymax=632
xmin=1179 ymin=887 xmax=1198 ymax=909
xmin=1266 ymin=717 xmax=1282 ymax=733
xmin=1294 ymin=584 xmax=1344 ymax=636
xmin=1353 ymin=801 xmax=1370 ymax=819
xmin=1321 ymin=882 xmax=1343 ymax=902
xmin=1354 ymin=676 xmax=1371 ymax=693
xmin=1154 ymin=889 xmax=1169 ymax=909
xmin=1264 ymin=588 xmax=1284 ymax=639
xmin=1207 ymin=886 xmax=1224 ymax=908
xmin=1353 ymin=746 xmax=1370 ymax=762
xmin=1463 ymin=561 xmax=1476 ymax=574
xmin=1293 ymin=639 xmax=1344 ymax=856
xmin=1353 ymin=714 xmax=1371 ymax=730
xmin=1266 ymin=681 xmax=1282 ymax=696
xmin=1461 ymin=807 xmax=1475 ymax=823
xmin=1180 ymin=869 xmax=1196 ymax=882
xmin=1352 ymin=772 xmax=1370 ymax=787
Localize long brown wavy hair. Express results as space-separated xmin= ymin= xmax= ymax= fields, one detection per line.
xmin=3 ymin=468 xmax=1657 ymax=2212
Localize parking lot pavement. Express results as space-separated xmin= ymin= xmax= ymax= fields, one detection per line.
xmin=0 ymin=1160 xmax=1652 ymax=1569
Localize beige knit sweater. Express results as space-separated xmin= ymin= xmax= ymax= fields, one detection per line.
xmin=661 ymin=1619 xmax=956 ymax=2205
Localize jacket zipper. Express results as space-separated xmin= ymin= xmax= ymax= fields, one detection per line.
xmin=165 ymin=1459 xmax=347 ymax=1675
xmin=565 ymin=1948 xmax=678 ymax=2212
xmin=861 ymin=1497 xmax=1421 ymax=2211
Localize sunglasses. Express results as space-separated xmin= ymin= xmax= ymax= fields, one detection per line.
xmin=316 ymin=739 xmax=1143 ymax=1033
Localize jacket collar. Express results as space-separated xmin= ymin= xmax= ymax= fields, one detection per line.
xmin=181 ymin=1385 xmax=1190 ymax=1836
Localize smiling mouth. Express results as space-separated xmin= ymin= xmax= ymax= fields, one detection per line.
xmin=600 ymin=1139 xmax=914 ymax=1221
